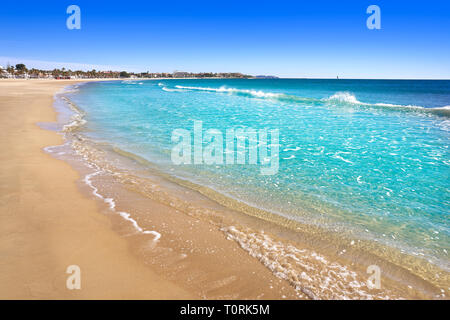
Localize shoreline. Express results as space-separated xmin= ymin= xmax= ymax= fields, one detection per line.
xmin=55 ymin=81 xmax=447 ymax=299
xmin=60 ymin=128 xmax=447 ymax=299
xmin=0 ymin=79 xmax=300 ymax=299
xmin=1 ymin=79 xmax=447 ymax=299
xmin=0 ymin=79 xmax=192 ymax=299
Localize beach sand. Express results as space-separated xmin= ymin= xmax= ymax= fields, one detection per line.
xmin=2 ymin=79 xmax=445 ymax=300
xmin=0 ymin=79 xmax=299 ymax=299
xmin=0 ymin=79 xmax=195 ymax=299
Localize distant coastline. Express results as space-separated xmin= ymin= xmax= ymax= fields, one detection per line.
xmin=2 ymin=64 xmax=449 ymax=81
xmin=0 ymin=63 xmax=253 ymax=80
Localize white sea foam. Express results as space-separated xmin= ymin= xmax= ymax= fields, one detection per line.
xmin=62 ymin=113 xmax=86 ymax=132
xmin=220 ymin=225 xmax=394 ymax=299
xmin=323 ymin=92 xmax=450 ymax=118
xmin=122 ymin=80 xmax=138 ymax=84
xmin=175 ymin=85 xmax=285 ymax=99
xmin=325 ymin=92 xmax=362 ymax=104
xmin=324 ymin=92 xmax=412 ymax=107
xmin=162 ymin=86 xmax=185 ymax=92
xmin=171 ymin=86 xmax=449 ymax=117
xmin=83 ymin=166 xmax=161 ymax=241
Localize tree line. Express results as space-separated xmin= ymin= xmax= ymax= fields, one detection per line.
xmin=1 ymin=64 xmax=252 ymax=79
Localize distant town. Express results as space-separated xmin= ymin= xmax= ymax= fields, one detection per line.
xmin=0 ymin=64 xmax=275 ymax=80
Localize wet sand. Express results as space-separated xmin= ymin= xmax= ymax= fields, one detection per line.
xmin=1 ymin=79 xmax=446 ymax=300
xmin=0 ymin=79 xmax=299 ymax=299
xmin=0 ymin=79 xmax=193 ymax=299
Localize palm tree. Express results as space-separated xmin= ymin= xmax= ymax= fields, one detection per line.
xmin=6 ymin=64 xmax=14 ymax=75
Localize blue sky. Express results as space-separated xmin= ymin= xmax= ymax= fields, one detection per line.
xmin=1 ymin=0 xmax=449 ymax=78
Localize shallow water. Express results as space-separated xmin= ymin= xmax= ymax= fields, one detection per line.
xmin=45 ymin=79 xmax=449 ymax=298
xmin=65 ymin=79 xmax=449 ymax=271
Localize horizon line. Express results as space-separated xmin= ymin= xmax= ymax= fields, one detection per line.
xmin=1 ymin=57 xmax=449 ymax=81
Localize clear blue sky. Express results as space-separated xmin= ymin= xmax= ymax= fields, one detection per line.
xmin=1 ymin=0 xmax=449 ymax=78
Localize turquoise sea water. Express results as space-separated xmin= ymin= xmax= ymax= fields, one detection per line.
xmin=66 ymin=79 xmax=450 ymax=270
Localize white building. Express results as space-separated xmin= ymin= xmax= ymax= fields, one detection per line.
xmin=0 ymin=65 xmax=13 ymax=78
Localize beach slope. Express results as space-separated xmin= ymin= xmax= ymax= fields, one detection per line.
xmin=0 ymin=80 xmax=192 ymax=299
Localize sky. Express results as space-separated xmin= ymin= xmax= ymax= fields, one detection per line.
xmin=0 ymin=0 xmax=449 ymax=78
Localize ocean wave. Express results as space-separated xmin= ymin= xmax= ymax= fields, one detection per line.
xmin=172 ymin=85 xmax=319 ymax=105
xmin=175 ymin=85 xmax=284 ymax=98
xmin=122 ymin=80 xmax=139 ymax=84
xmin=323 ymin=92 xmax=424 ymax=109
xmin=323 ymin=92 xmax=450 ymax=116
xmin=60 ymin=97 xmax=87 ymax=133
xmin=428 ymin=105 xmax=450 ymax=117
xmin=162 ymin=86 xmax=185 ymax=92
xmin=324 ymin=92 xmax=363 ymax=104
xmin=170 ymin=85 xmax=450 ymax=117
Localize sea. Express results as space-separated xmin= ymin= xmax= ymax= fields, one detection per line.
xmin=49 ymin=78 xmax=450 ymax=299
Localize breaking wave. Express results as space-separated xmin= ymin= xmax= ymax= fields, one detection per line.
xmin=324 ymin=92 xmax=450 ymax=117
xmin=162 ymin=86 xmax=186 ymax=92
xmin=166 ymin=85 xmax=450 ymax=117
xmin=175 ymin=85 xmax=286 ymax=99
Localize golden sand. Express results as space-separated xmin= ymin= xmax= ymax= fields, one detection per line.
xmin=0 ymin=80 xmax=195 ymax=299
xmin=0 ymin=79 xmax=299 ymax=299
xmin=1 ymin=79 xmax=445 ymax=300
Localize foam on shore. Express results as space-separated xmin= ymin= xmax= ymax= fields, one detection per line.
xmin=83 ymin=170 xmax=161 ymax=241
xmin=45 ymin=83 xmax=449 ymax=299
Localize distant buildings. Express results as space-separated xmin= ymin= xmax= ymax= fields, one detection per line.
xmin=0 ymin=66 xmax=14 ymax=78
xmin=172 ymin=70 xmax=250 ymax=79
xmin=0 ymin=64 xmax=253 ymax=79
xmin=173 ymin=71 xmax=190 ymax=78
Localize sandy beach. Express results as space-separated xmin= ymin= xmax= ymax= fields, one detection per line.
xmin=0 ymin=79 xmax=193 ymax=299
xmin=2 ymin=1 xmax=449 ymax=305
xmin=0 ymin=79 xmax=300 ymax=299
xmin=1 ymin=79 xmax=447 ymax=300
